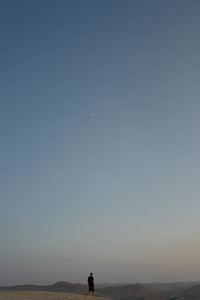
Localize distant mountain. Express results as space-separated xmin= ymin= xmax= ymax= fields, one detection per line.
xmin=0 ymin=281 xmax=87 ymax=294
xmin=96 ymin=283 xmax=164 ymax=300
xmin=144 ymin=282 xmax=200 ymax=299
xmin=97 ymin=283 xmax=130 ymax=288
xmin=0 ymin=284 xmax=46 ymax=291
xmin=47 ymin=281 xmax=87 ymax=293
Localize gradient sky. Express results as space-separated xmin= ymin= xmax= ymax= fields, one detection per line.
xmin=1 ymin=0 xmax=200 ymax=286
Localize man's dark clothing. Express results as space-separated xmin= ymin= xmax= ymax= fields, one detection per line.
xmin=88 ymin=275 xmax=95 ymax=292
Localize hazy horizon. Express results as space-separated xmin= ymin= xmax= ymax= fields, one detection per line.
xmin=2 ymin=279 xmax=200 ymax=287
xmin=1 ymin=0 xmax=200 ymax=286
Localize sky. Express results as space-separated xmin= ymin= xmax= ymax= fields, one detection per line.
xmin=1 ymin=0 xmax=200 ymax=286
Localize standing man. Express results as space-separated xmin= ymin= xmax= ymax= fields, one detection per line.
xmin=88 ymin=272 xmax=95 ymax=296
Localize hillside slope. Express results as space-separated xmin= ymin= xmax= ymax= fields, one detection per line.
xmin=97 ymin=283 xmax=164 ymax=300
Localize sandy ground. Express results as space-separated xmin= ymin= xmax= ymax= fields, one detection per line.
xmin=0 ymin=291 xmax=106 ymax=300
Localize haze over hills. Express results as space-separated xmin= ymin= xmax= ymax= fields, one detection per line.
xmin=144 ymin=282 xmax=200 ymax=299
xmin=180 ymin=284 xmax=200 ymax=300
xmin=2 ymin=281 xmax=200 ymax=300
xmin=0 ymin=281 xmax=87 ymax=294
xmin=97 ymin=283 xmax=164 ymax=300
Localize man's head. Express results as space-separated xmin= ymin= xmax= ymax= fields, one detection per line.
xmin=90 ymin=273 xmax=93 ymax=276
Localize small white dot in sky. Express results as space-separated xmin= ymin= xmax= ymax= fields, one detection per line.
xmin=91 ymin=113 xmax=95 ymax=118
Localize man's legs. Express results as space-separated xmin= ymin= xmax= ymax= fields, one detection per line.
xmin=88 ymin=287 xmax=95 ymax=296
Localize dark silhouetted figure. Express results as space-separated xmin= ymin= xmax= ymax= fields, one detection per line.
xmin=88 ymin=272 xmax=95 ymax=296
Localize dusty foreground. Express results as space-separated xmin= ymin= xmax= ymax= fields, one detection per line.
xmin=0 ymin=291 xmax=107 ymax=300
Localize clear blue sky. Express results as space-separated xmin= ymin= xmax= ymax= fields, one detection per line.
xmin=1 ymin=0 xmax=200 ymax=285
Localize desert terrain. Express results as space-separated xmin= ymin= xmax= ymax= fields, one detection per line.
xmin=0 ymin=290 xmax=108 ymax=300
